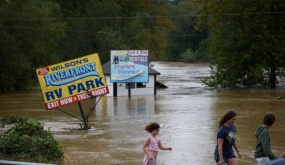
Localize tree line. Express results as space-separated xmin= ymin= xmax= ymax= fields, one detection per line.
xmin=0 ymin=0 xmax=284 ymax=92
xmin=194 ymin=0 xmax=285 ymax=88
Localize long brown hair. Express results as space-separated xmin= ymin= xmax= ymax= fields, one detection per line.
xmin=218 ymin=111 xmax=237 ymax=128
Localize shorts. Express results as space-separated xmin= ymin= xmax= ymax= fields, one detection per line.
xmin=215 ymin=152 xmax=236 ymax=162
xmin=256 ymin=157 xmax=270 ymax=165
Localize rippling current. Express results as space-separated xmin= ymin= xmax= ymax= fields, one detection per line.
xmin=0 ymin=62 xmax=284 ymax=165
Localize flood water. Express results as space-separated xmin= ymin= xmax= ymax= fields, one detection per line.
xmin=0 ymin=62 xmax=285 ymax=165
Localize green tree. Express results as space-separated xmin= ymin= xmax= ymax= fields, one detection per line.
xmin=0 ymin=0 xmax=175 ymax=92
xmin=180 ymin=38 xmax=209 ymax=63
xmin=196 ymin=0 xmax=285 ymax=88
xmin=54 ymin=0 xmax=175 ymax=63
xmin=165 ymin=0 xmax=208 ymax=62
xmin=0 ymin=0 xmax=66 ymax=92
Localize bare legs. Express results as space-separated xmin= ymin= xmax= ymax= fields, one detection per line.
xmin=226 ymin=158 xmax=238 ymax=165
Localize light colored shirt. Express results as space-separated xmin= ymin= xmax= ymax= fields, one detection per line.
xmin=146 ymin=135 xmax=160 ymax=152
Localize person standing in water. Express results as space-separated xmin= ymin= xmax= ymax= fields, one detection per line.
xmin=142 ymin=122 xmax=172 ymax=165
xmin=255 ymin=113 xmax=277 ymax=165
xmin=214 ymin=110 xmax=242 ymax=165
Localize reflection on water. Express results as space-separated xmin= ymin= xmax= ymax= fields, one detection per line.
xmin=0 ymin=62 xmax=285 ymax=165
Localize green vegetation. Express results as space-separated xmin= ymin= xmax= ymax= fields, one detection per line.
xmin=0 ymin=115 xmax=64 ymax=163
xmin=165 ymin=0 xmax=208 ymax=62
xmin=195 ymin=0 xmax=285 ymax=88
xmin=1 ymin=0 xmax=285 ymax=90
xmin=0 ymin=0 xmax=175 ymax=92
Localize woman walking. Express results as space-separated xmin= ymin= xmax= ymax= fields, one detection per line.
xmin=214 ymin=111 xmax=242 ymax=165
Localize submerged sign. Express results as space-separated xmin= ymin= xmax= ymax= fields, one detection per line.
xmin=36 ymin=53 xmax=109 ymax=110
xmin=110 ymin=50 xmax=149 ymax=83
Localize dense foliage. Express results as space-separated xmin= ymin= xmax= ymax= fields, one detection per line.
xmin=1 ymin=0 xmax=285 ymax=90
xmin=165 ymin=0 xmax=208 ymax=62
xmin=0 ymin=0 xmax=66 ymax=92
xmin=0 ymin=115 xmax=64 ymax=163
xmin=52 ymin=0 xmax=176 ymax=62
xmin=0 ymin=0 xmax=177 ymax=92
xmin=195 ymin=0 xmax=285 ymax=88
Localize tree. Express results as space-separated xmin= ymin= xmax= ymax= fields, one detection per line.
xmin=165 ymin=0 xmax=208 ymax=62
xmin=0 ymin=0 xmax=66 ymax=92
xmin=54 ymin=0 xmax=175 ymax=63
xmin=196 ymin=0 xmax=285 ymax=88
xmin=0 ymin=28 xmax=19 ymax=92
xmin=0 ymin=0 xmax=175 ymax=92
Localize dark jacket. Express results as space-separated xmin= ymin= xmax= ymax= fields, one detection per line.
xmin=254 ymin=125 xmax=277 ymax=160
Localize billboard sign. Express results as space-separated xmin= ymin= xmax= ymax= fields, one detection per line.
xmin=110 ymin=50 xmax=149 ymax=83
xmin=36 ymin=53 xmax=109 ymax=110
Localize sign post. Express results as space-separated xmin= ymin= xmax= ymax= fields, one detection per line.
xmin=78 ymin=102 xmax=87 ymax=128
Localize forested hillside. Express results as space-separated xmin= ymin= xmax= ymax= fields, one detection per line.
xmin=0 ymin=0 xmax=284 ymax=91
xmin=0 ymin=0 xmax=176 ymax=92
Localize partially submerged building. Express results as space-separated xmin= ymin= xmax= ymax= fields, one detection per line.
xmin=102 ymin=61 xmax=165 ymax=97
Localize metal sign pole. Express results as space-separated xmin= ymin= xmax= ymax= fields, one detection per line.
xmin=128 ymin=82 xmax=131 ymax=97
xmin=78 ymin=101 xmax=88 ymax=128
xmin=113 ymin=82 xmax=117 ymax=97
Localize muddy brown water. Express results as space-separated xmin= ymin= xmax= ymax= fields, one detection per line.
xmin=0 ymin=62 xmax=285 ymax=165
